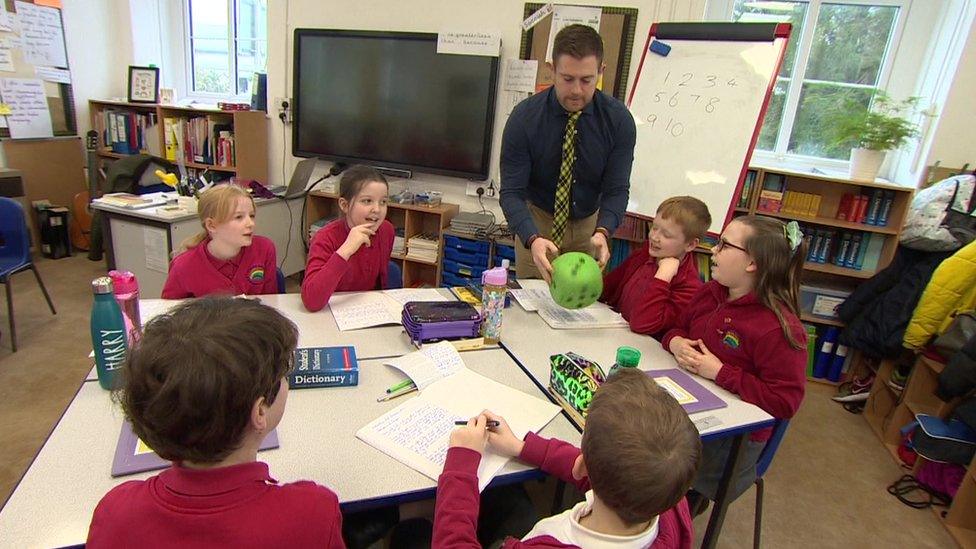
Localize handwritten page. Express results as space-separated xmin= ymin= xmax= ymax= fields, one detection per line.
xmin=329 ymin=292 xmax=402 ymax=331
xmin=504 ymin=59 xmax=538 ymax=93
xmin=384 ymin=341 xmax=465 ymax=389
xmin=546 ymin=4 xmax=601 ymax=62
xmin=0 ymin=78 xmax=52 ymax=138
xmin=383 ymin=288 xmax=452 ymax=306
xmin=437 ymin=31 xmax=500 ymax=57
xmin=143 ymin=227 xmax=169 ymax=273
xmin=0 ymin=46 xmax=14 ymax=72
xmin=35 ymin=66 xmax=70 ymax=84
xmin=15 ymin=1 xmax=67 ymax=68
xmin=536 ymin=300 xmax=628 ymax=330
xmin=357 ymin=368 xmax=560 ymax=490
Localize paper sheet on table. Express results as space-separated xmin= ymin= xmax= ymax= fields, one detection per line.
xmin=356 ymin=368 xmax=560 ymax=490
xmin=536 ymin=300 xmax=628 ymax=330
xmin=330 ymin=292 xmax=402 ymax=331
xmin=383 ymin=341 xmax=464 ymax=389
xmin=383 ymin=288 xmax=452 ymax=306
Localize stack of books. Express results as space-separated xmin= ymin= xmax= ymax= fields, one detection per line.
xmin=801 ymin=224 xmax=884 ymax=271
xmin=406 ymin=233 xmax=439 ymax=263
xmin=781 ymin=190 xmax=822 ymax=217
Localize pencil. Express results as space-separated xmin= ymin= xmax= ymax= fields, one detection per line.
xmin=386 ymin=378 xmax=416 ymax=393
xmin=454 ymin=420 xmax=501 ymax=428
xmin=376 ymin=385 xmax=418 ymax=402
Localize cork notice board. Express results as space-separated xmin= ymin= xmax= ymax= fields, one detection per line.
xmin=0 ymin=0 xmax=77 ymax=138
xmin=519 ymin=4 xmax=639 ymax=102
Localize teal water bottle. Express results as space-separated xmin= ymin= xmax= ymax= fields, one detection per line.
xmin=91 ymin=277 xmax=128 ymax=390
xmin=608 ymin=346 xmax=641 ymax=377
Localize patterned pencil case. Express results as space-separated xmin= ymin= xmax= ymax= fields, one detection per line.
xmin=402 ymin=301 xmax=482 ymax=344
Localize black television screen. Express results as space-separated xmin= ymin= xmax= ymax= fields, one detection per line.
xmin=293 ymin=29 xmax=499 ymax=179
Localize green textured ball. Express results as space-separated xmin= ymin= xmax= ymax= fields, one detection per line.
xmin=549 ymin=252 xmax=603 ymax=309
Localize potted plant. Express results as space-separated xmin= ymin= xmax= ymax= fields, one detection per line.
xmin=829 ymin=93 xmax=921 ymax=182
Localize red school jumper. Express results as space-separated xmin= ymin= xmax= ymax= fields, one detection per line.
xmin=432 ymin=433 xmax=694 ymax=549
xmin=301 ymin=218 xmax=394 ymax=312
xmin=600 ymin=245 xmax=702 ymax=338
xmin=161 ymin=235 xmax=278 ymax=299
xmin=662 ymin=281 xmax=807 ymax=441
xmin=86 ymin=461 xmax=345 ymax=548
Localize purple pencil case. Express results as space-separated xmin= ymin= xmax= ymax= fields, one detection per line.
xmin=402 ymin=301 xmax=482 ymax=344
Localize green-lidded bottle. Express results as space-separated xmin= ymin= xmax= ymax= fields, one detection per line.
xmin=91 ymin=277 xmax=127 ymax=390
xmin=609 ymin=346 xmax=641 ymax=377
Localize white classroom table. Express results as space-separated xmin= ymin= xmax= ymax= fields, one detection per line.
xmin=1 ymin=348 xmax=579 ymax=548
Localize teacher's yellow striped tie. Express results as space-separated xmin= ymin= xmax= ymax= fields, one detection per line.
xmin=552 ymin=111 xmax=580 ymax=247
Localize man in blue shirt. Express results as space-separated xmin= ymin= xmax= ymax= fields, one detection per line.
xmin=500 ymin=24 xmax=636 ymax=281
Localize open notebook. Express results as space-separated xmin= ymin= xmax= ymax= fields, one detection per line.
xmin=357 ymin=344 xmax=560 ymax=490
xmin=329 ymin=289 xmax=451 ymax=331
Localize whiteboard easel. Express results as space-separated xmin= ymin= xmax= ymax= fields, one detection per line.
xmin=626 ymin=23 xmax=791 ymax=234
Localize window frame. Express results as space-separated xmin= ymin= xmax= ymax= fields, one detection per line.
xmin=707 ymin=0 xmax=914 ymax=169
xmin=182 ymin=0 xmax=262 ymax=99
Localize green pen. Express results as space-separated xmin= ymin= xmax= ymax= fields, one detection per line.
xmin=386 ymin=378 xmax=416 ymax=394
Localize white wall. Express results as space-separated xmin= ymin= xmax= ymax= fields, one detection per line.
xmin=265 ymin=0 xmax=707 ymax=216
xmin=925 ymin=15 xmax=976 ymax=169
xmin=62 ymin=0 xmax=134 ymax=137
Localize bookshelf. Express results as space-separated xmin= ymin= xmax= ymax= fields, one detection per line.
xmin=304 ymin=191 xmax=458 ymax=288
xmin=610 ymin=164 xmax=915 ymax=386
xmin=88 ymin=100 xmax=269 ymax=184
xmin=864 ymin=354 xmax=976 ymax=548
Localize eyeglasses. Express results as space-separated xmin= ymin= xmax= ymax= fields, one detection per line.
xmin=714 ymin=238 xmax=748 ymax=253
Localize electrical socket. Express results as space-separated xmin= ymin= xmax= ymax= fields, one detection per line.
xmin=465 ymin=182 xmax=485 ymax=197
xmin=274 ymin=96 xmax=292 ymax=123
xmin=466 ymin=180 xmax=498 ymax=198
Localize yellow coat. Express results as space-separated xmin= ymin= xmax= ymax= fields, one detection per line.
xmin=904 ymin=239 xmax=976 ymax=349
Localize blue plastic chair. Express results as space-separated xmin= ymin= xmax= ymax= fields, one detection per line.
xmin=752 ymin=419 xmax=790 ymax=549
xmin=387 ymin=261 xmax=403 ymax=289
xmin=276 ymin=267 xmax=286 ymax=293
xmin=0 ymin=197 xmax=56 ymax=352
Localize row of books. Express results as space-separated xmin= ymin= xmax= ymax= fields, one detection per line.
xmin=612 ymin=215 xmax=648 ymax=242
xmin=779 ymin=191 xmax=822 ymax=217
xmin=835 ymin=189 xmax=895 ymax=226
xmin=802 ymin=225 xmax=884 ymax=271
xmin=162 ymin=116 xmax=235 ymax=167
xmin=101 ymin=110 xmax=160 ymax=156
xmin=405 ymin=233 xmax=439 ymax=263
xmin=737 ymin=170 xmax=757 ymax=209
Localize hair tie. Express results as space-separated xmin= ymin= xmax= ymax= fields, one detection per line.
xmin=784 ymin=221 xmax=803 ymax=253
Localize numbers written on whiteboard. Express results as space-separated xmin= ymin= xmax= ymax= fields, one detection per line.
xmin=662 ymin=72 xmax=737 ymax=89
xmin=652 ymin=91 xmax=721 ymax=113
xmin=644 ymin=114 xmax=684 ymax=137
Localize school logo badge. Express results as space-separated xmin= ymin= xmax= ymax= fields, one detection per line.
xmin=721 ymin=329 xmax=741 ymax=349
xmin=248 ymin=266 xmax=265 ymax=283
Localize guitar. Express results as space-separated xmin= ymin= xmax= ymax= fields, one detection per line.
xmin=70 ymin=131 xmax=100 ymax=251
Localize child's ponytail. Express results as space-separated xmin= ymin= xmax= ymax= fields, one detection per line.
xmin=739 ymin=216 xmax=808 ymax=350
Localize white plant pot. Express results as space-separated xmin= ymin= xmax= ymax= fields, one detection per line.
xmin=849 ymin=147 xmax=886 ymax=182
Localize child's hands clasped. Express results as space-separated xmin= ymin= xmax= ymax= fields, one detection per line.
xmin=337 ymin=223 xmax=376 ymax=260
xmin=672 ymin=337 xmax=723 ymax=380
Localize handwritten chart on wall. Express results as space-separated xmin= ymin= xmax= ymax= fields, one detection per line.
xmin=0 ymin=1 xmax=75 ymax=139
xmin=626 ymin=23 xmax=790 ymax=234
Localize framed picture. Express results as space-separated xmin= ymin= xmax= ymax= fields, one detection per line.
xmin=128 ymin=66 xmax=159 ymax=103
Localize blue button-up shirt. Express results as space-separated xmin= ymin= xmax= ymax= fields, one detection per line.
xmin=499 ymin=86 xmax=636 ymax=246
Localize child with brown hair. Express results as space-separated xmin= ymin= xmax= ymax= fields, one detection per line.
xmin=301 ymin=165 xmax=395 ymax=312
xmin=663 ymin=215 xmax=808 ymax=511
xmin=601 ymin=196 xmax=711 ymax=338
xmin=161 ymin=183 xmax=278 ymax=298
xmin=434 ymin=368 xmax=701 ymax=548
xmin=87 ymin=297 xmax=344 ymax=547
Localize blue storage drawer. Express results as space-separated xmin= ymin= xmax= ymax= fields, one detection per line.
xmin=444 ymin=235 xmax=489 ymax=254
xmin=494 ymin=244 xmax=516 ymax=261
xmin=445 ymin=247 xmax=489 ymax=266
xmin=443 ymin=258 xmax=486 ymax=278
xmin=441 ymin=271 xmax=477 ymax=287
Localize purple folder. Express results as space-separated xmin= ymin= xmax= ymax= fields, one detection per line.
xmin=646 ymin=368 xmax=728 ymax=415
xmin=111 ymin=421 xmax=280 ymax=477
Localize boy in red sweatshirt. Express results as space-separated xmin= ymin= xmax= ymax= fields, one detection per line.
xmin=87 ymin=297 xmax=345 ymax=548
xmin=433 ymin=368 xmax=701 ymax=549
xmin=601 ymin=196 xmax=711 ymax=339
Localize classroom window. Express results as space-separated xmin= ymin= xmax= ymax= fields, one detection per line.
xmin=730 ymin=0 xmax=905 ymax=161
xmin=186 ymin=0 xmax=268 ymax=96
